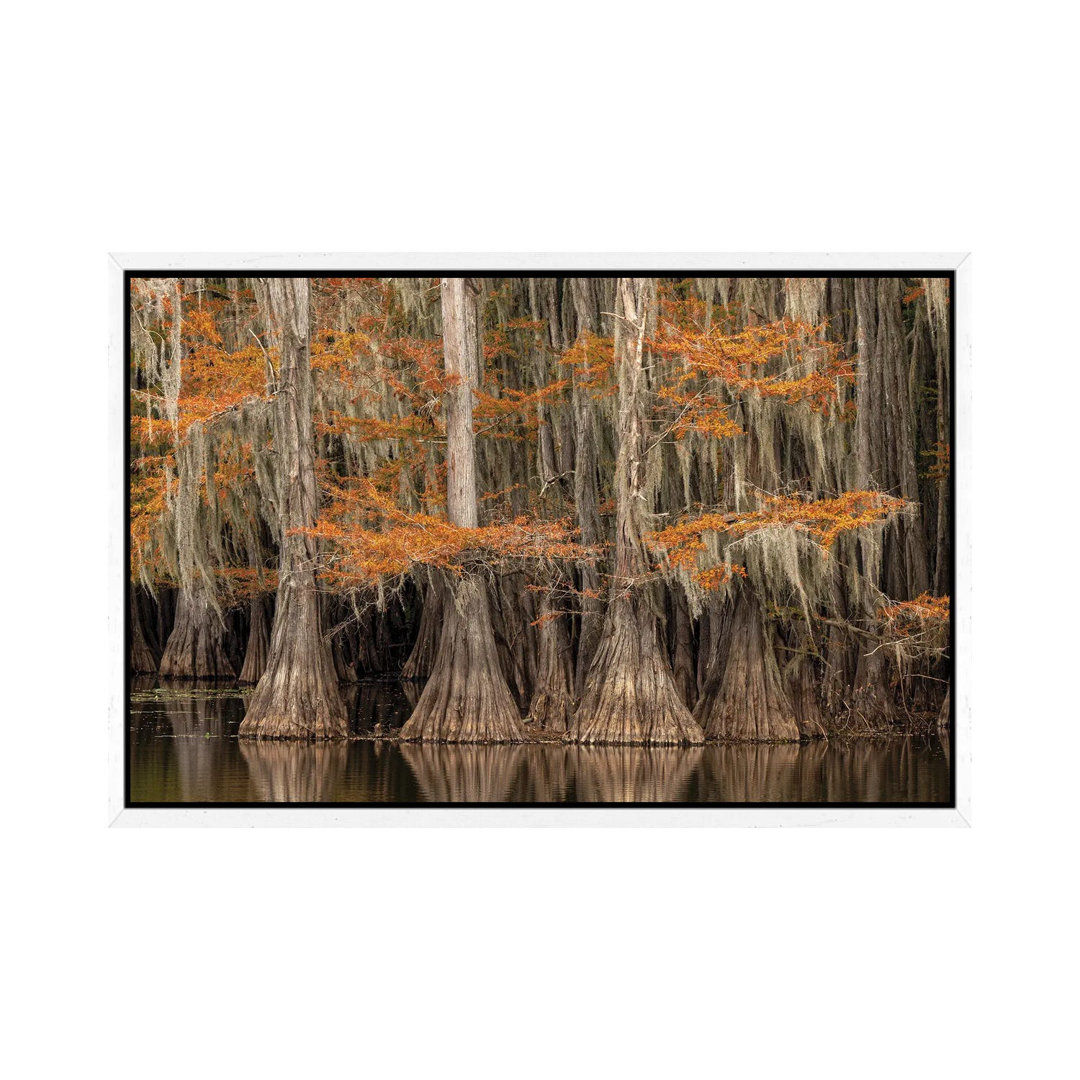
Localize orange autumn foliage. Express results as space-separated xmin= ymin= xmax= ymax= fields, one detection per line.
xmin=879 ymin=593 xmax=950 ymax=629
xmin=647 ymin=491 xmax=905 ymax=590
xmin=561 ymin=332 xmax=617 ymax=392
xmin=307 ymin=475 xmax=593 ymax=587
xmin=649 ymin=295 xmax=856 ymax=435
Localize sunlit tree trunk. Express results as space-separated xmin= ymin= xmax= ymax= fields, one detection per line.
xmin=400 ymin=278 xmax=524 ymax=743
xmin=571 ymin=279 xmax=704 ymax=746
xmin=239 ymin=278 xmax=347 ymax=739
xmin=568 ymin=277 xmax=606 ymax=698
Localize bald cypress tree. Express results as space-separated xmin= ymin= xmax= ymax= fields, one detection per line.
xmin=239 ymin=278 xmax=347 ymax=739
xmin=399 ymin=278 xmax=525 ymax=743
xmin=570 ymin=279 xmax=704 ymax=747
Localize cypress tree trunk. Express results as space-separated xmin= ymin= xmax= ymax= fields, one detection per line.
xmin=159 ymin=585 xmax=236 ymax=679
xmin=528 ymin=593 xmax=575 ymax=733
xmin=693 ymin=588 xmax=800 ymax=742
xmin=332 ymin=635 xmax=358 ymax=684
xmin=239 ymin=278 xmax=347 ymax=739
xmin=925 ymin=278 xmax=951 ymax=595
xmin=568 ymin=277 xmax=606 ymax=698
xmin=491 ymin=572 xmax=536 ymax=711
xmin=401 ymin=579 xmax=443 ymax=680
xmin=238 ymin=594 xmax=271 ymax=684
xmin=785 ymin=649 xmax=827 ymax=739
xmin=571 ymin=279 xmax=704 ymax=746
xmin=849 ymin=277 xmax=926 ymax=727
xmin=400 ymin=278 xmax=524 ymax=743
xmin=670 ymin=587 xmax=697 ymax=708
xmin=936 ymin=683 xmax=951 ymax=737
xmin=129 ymin=588 xmax=160 ymax=674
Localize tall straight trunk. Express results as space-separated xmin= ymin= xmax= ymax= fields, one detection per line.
xmin=854 ymin=278 xmax=929 ymax=598
xmin=571 ymin=279 xmax=704 ymax=746
xmin=924 ymin=277 xmax=951 ymax=596
xmin=400 ymin=278 xmax=524 ymax=743
xmin=849 ymin=278 xmax=924 ymax=727
xmin=568 ymin=277 xmax=605 ymax=698
xmin=239 ymin=278 xmax=347 ymax=739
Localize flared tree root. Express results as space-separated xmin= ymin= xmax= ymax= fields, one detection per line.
xmin=571 ymin=596 xmax=704 ymax=746
xmin=399 ymin=576 xmax=525 ymax=744
xmin=693 ymin=592 xmax=800 ymax=743
xmin=159 ymin=588 xmax=236 ymax=680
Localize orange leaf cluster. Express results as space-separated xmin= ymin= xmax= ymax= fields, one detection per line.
xmin=560 ymin=332 xmax=616 ymax=390
xmin=484 ymin=318 xmax=547 ymax=362
xmin=879 ymin=593 xmax=950 ymax=627
xmin=650 ymin=299 xmax=855 ymax=424
xmin=473 ymin=378 xmax=570 ymax=436
xmin=307 ymin=492 xmax=593 ymax=588
xmin=317 ymin=412 xmax=437 ymax=444
xmin=647 ymin=491 xmax=905 ymax=589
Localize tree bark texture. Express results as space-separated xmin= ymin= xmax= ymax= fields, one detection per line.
xmin=238 ymin=594 xmax=271 ymax=684
xmin=693 ymin=589 xmax=800 ymax=742
xmin=159 ymin=585 xmax=236 ymax=679
xmin=571 ymin=279 xmax=704 ymax=746
xmin=240 ymin=278 xmax=347 ymax=739
xmin=399 ymin=278 xmax=525 ymax=743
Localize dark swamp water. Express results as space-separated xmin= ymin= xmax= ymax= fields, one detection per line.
xmin=128 ymin=679 xmax=951 ymax=805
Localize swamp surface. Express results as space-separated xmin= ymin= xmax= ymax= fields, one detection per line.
xmin=128 ymin=679 xmax=951 ymax=805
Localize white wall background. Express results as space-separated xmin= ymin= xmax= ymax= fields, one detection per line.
xmin=2 ymin=2 xmax=1074 ymax=1078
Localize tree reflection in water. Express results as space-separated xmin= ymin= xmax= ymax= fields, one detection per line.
xmin=400 ymin=743 xmax=525 ymax=803
xmin=573 ymin=745 xmax=702 ymax=803
xmin=514 ymin=744 xmax=574 ymax=803
xmin=129 ymin=681 xmax=951 ymax=804
xmin=238 ymin=739 xmax=349 ymax=802
xmin=702 ymin=742 xmax=805 ymax=803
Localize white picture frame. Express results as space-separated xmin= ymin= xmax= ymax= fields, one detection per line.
xmin=109 ymin=253 xmax=971 ymax=827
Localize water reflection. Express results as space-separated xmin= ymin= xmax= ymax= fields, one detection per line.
xmin=573 ymin=746 xmax=702 ymax=803
xmin=343 ymin=681 xmax=413 ymax=734
xmin=128 ymin=680 xmax=951 ymax=805
xmin=699 ymin=742 xmax=805 ymax=803
xmin=400 ymin=743 xmax=525 ymax=803
xmin=239 ymin=740 xmax=348 ymax=802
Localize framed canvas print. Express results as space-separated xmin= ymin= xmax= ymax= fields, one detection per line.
xmin=108 ymin=254 xmax=970 ymax=826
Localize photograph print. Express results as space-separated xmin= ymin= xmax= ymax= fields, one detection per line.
xmin=125 ymin=267 xmax=955 ymax=809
